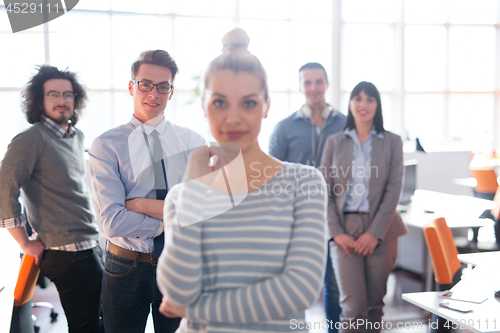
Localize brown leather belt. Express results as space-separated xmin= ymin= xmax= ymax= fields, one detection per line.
xmin=107 ymin=242 xmax=157 ymax=263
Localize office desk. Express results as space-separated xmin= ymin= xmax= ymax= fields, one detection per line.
xmin=402 ymin=252 xmax=500 ymax=333
xmin=458 ymin=251 xmax=500 ymax=267
xmin=397 ymin=190 xmax=495 ymax=291
xmin=0 ymin=229 xmax=21 ymax=332
xmin=410 ymin=190 xmax=495 ymax=219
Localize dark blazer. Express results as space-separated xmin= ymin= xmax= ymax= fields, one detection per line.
xmin=320 ymin=130 xmax=407 ymax=241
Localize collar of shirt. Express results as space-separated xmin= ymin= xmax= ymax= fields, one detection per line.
xmin=300 ymin=104 xmax=336 ymax=120
xmin=41 ymin=116 xmax=75 ymax=138
xmin=129 ymin=115 xmax=167 ymax=135
xmin=343 ymin=127 xmax=384 ymax=141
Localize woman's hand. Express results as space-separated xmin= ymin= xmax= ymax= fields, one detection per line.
xmin=333 ymin=234 xmax=356 ymax=257
xmin=353 ymin=232 xmax=378 ymax=256
xmin=159 ymin=297 xmax=186 ymax=318
xmin=182 ymin=142 xmax=248 ymax=195
xmin=184 ymin=143 xmax=240 ymax=182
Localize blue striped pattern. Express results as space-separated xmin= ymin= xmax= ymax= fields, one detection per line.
xmin=157 ymin=163 xmax=327 ymax=332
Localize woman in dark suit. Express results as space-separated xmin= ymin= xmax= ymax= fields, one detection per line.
xmin=320 ymin=81 xmax=407 ymax=333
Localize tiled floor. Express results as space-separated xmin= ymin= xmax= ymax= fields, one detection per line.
xmin=31 ymin=268 xmax=432 ymax=333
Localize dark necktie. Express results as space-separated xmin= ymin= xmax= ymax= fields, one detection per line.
xmin=152 ymin=130 xmax=168 ymax=258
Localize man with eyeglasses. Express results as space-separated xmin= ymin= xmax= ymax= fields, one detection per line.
xmin=89 ymin=50 xmax=205 ymax=333
xmin=0 ymin=65 xmax=104 ymax=332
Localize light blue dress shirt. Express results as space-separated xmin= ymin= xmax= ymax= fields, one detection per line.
xmin=343 ymin=128 xmax=384 ymax=213
xmin=89 ymin=116 xmax=205 ymax=253
xmin=269 ymin=108 xmax=346 ymax=167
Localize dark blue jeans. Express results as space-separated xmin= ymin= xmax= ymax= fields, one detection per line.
xmin=39 ymin=247 xmax=104 ymax=333
xmin=324 ymin=244 xmax=341 ymax=333
xmin=101 ymin=251 xmax=181 ymax=333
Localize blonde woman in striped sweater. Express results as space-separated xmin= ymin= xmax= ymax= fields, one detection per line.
xmin=157 ymin=28 xmax=328 ymax=333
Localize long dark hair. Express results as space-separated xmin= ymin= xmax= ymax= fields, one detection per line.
xmin=22 ymin=65 xmax=87 ymax=125
xmin=344 ymin=81 xmax=384 ymax=134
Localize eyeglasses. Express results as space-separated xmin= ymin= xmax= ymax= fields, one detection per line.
xmin=46 ymin=91 xmax=76 ymax=102
xmin=131 ymin=80 xmax=173 ymax=94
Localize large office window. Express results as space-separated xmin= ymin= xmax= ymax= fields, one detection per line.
xmin=341 ymin=0 xmax=500 ymax=152
xmin=0 ymin=0 xmax=334 ymax=157
xmin=1 ymin=0 xmax=499 ymax=158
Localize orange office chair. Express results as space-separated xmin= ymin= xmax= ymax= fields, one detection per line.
xmin=423 ymin=217 xmax=463 ymax=333
xmin=476 ymin=186 xmax=500 ymax=251
xmin=13 ymin=254 xmax=39 ymax=308
xmin=10 ymin=254 xmax=58 ymax=333
xmin=490 ymin=186 xmax=500 ymax=218
xmin=424 ymin=217 xmax=461 ymax=285
xmin=469 ymin=167 xmax=498 ymax=200
xmin=461 ymin=168 xmax=498 ymax=251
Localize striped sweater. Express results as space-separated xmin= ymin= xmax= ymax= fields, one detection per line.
xmin=157 ymin=163 xmax=327 ymax=333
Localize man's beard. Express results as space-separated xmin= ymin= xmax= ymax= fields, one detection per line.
xmin=44 ymin=108 xmax=74 ymax=125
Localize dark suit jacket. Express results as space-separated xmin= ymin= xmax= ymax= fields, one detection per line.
xmin=320 ymin=130 xmax=407 ymax=241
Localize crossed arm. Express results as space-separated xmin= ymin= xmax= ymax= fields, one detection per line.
xmin=125 ymin=198 xmax=164 ymax=220
xmin=157 ymin=172 xmax=328 ymax=323
xmin=89 ymin=137 xmax=164 ymax=239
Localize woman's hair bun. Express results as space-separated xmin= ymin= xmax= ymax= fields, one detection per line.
xmin=221 ymin=28 xmax=250 ymax=53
